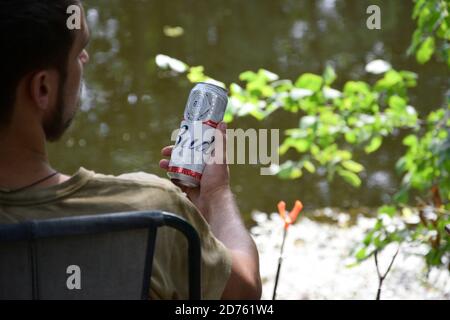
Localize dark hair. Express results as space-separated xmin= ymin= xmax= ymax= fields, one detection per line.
xmin=0 ymin=0 xmax=78 ymax=126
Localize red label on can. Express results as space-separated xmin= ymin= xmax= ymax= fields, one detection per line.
xmin=168 ymin=166 xmax=203 ymax=180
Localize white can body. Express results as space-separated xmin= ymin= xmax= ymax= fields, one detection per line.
xmin=168 ymin=83 xmax=228 ymax=187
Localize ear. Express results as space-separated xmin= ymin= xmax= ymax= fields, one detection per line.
xmin=29 ymin=70 xmax=59 ymax=112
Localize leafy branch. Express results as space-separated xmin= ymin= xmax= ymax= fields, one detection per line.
xmin=408 ymin=0 xmax=450 ymax=65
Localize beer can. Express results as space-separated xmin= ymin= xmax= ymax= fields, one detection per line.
xmin=168 ymin=82 xmax=229 ymax=188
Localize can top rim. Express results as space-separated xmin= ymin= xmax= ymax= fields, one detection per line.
xmin=196 ymin=82 xmax=229 ymax=95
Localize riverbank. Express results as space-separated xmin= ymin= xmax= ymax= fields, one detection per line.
xmin=250 ymin=209 xmax=450 ymax=300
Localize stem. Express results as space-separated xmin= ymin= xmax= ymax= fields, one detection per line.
xmin=374 ymin=246 xmax=400 ymax=300
xmin=272 ymin=228 xmax=288 ymax=300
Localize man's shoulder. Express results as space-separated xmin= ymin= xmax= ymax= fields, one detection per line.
xmin=89 ymin=170 xmax=180 ymax=191
xmin=72 ymin=169 xmax=193 ymax=215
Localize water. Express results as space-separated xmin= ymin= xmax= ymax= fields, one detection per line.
xmin=48 ymin=0 xmax=449 ymax=217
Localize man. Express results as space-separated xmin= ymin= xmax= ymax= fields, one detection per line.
xmin=0 ymin=0 xmax=261 ymax=300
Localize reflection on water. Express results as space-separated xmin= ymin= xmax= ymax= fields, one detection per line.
xmin=48 ymin=0 xmax=448 ymax=217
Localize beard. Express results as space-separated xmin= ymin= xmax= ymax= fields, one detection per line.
xmin=43 ymin=79 xmax=82 ymax=142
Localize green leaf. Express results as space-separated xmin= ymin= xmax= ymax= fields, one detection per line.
xmin=258 ymin=69 xmax=279 ymax=82
xmin=239 ymin=71 xmax=258 ymax=82
xmin=187 ymin=66 xmax=207 ymax=82
xmin=365 ymin=136 xmax=383 ymax=153
xmin=403 ymin=134 xmax=418 ymax=147
xmin=378 ymin=205 xmax=397 ymax=217
xmin=230 ymin=83 xmax=244 ymax=95
xmin=363 ymin=231 xmax=374 ymax=246
xmin=416 ymin=36 xmax=435 ymax=64
xmin=295 ymin=73 xmax=323 ymax=92
xmin=388 ymin=95 xmax=407 ymax=110
xmin=223 ymin=109 xmax=234 ymax=123
xmin=279 ymin=138 xmax=310 ymax=154
xmin=303 ymin=160 xmax=316 ymax=173
xmin=337 ymin=169 xmax=362 ymax=187
xmin=277 ymin=161 xmax=303 ymax=180
xmin=355 ymin=247 xmax=368 ymax=260
xmin=393 ymin=188 xmax=409 ymax=204
xmin=408 ymin=29 xmax=422 ymax=55
xmin=292 ymin=139 xmax=310 ymax=153
xmin=341 ymin=160 xmax=364 ymax=173
xmin=344 ymin=81 xmax=370 ymax=95
xmin=412 ymin=0 xmax=426 ymax=19
xmin=323 ymin=65 xmax=337 ymax=85
xmin=345 ymin=131 xmax=357 ymax=144
xmin=395 ymin=157 xmax=407 ymax=173
xmin=375 ymin=70 xmax=403 ymax=90
xmin=399 ymin=71 xmax=418 ymax=87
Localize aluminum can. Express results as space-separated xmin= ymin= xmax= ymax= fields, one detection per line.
xmin=167 ymin=82 xmax=228 ymax=188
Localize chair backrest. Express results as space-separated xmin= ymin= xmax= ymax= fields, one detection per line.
xmin=0 ymin=211 xmax=201 ymax=300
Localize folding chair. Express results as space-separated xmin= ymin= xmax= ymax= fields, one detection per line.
xmin=0 ymin=211 xmax=201 ymax=300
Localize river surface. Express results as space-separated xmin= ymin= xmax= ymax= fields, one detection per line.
xmin=48 ymin=0 xmax=449 ymax=217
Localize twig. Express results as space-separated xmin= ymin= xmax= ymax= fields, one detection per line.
xmin=272 ymin=228 xmax=288 ymax=300
xmin=374 ymin=245 xmax=401 ymax=300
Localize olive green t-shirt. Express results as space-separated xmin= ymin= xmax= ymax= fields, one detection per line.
xmin=0 ymin=168 xmax=232 ymax=300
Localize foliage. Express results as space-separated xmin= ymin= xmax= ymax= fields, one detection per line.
xmin=354 ymin=0 xmax=450 ymax=270
xmin=408 ymin=0 xmax=450 ymax=66
xmin=354 ymin=105 xmax=450 ymax=267
xmin=155 ymin=0 xmax=450 ymax=271
xmin=156 ymin=57 xmax=420 ymax=187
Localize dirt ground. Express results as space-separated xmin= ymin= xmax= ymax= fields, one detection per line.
xmin=251 ymin=210 xmax=450 ymax=300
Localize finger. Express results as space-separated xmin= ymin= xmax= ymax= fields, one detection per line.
xmin=217 ymin=122 xmax=227 ymax=134
xmin=161 ymin=145 xmax=174 ymax=157
xmin=159 ymin=159 xmax=170 ymax=169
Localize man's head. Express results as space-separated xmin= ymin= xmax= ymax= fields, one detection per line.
xmin=0 ymin=0 xmax=90 ymax=141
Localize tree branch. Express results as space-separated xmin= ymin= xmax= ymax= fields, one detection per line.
xmin=374 ymin=245 xmax=401 ymax=300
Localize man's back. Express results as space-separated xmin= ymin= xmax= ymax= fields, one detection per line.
xmin=0 ymin=168 xmax=232 ymax=299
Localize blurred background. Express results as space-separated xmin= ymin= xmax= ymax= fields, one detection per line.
xmin=48 ymin=0 xmax=448 ymax=218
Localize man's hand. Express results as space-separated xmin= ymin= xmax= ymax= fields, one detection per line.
xmin=159 ymin=122 xmax=231 ymax=217
xmin=159 ymin=121 xmax=262 ymax=299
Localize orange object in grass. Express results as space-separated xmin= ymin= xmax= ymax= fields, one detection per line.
xmin=277 ymin=200 xmax=303 ymax=230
